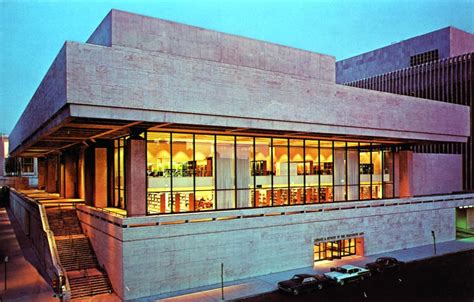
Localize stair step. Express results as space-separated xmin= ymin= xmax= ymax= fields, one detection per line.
xmin=47 ymin=207 xmax=113 ymax=299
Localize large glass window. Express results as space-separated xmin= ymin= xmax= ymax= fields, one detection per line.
xmin=383 ymin=148 xmax=395 ymax=198
xmin=305 ymin=140 xmax=319 ymax=204
xmin=216 ymin=136 xmax=235 ymax=209
xmin=145 ymin=131 xmax=398 ymax=214
xmin=289 ymin=139 xmax=304 ymax=205
xmin=172 ymin=133 xmax=194 ymax=212
xmin=372 ymin=148 xmax=383 ymax=199
xmin=334 ymin=142 xmax=346 ymax=201
xmin=236 ymin=136 xmax=253 ymax=208
xmin=359 ymin=144 xmax=372 ymax=200
xmin=195 ymin=135 xmax=215 ymax=211
xmin=255 ymin=137 xmax=272 ymax=207
xmin=147 ymin=133 xmax=171 ymax=213
xmin=273 ymin=138 xmax=289 ymax=206
xmin=347 ymin=142 xmax=359 ymax=201
xmin=112 ymin=137 xmax=127 ymax=210
xmin=320 ymin=141 xmax=333 ymax=202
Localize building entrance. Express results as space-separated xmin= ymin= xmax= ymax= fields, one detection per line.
xmin=314 ymin=238 xmax=357 ymax=261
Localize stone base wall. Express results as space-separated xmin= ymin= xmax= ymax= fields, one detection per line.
xmin=77 ymin=194 xmax=473 ymax=300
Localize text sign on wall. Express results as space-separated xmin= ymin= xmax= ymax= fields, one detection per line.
xmin=314 ymin=232 xmax=364 ymax=244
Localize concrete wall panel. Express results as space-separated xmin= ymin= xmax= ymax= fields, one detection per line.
xmin=336 ymin=27 xmax=474 ymax=84
xmin=9 ymin=46 xmax=67 ymax=154
xmin=107 ymin=10 xmax=335 ymax=82
xmin=65 ymin=42 xmax=469 ymax=143
xmin=412 ymin=153 xmax=463 ymax=196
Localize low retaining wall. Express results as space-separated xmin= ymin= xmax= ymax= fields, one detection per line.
xmin=9 ymin=190 xmax=54 ymax=283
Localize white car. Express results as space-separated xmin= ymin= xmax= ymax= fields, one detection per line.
xmin=324 ymin=264 xmax=371 ymax=286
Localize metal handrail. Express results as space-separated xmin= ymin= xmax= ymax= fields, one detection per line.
xmin=38 ymin=202 xmax=72 ymax=300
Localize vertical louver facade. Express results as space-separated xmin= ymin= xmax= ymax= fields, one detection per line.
xmin=345 ymin=53 xmax=474 ymax=190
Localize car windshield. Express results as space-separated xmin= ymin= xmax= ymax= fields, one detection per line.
xmin=291 ymin=276 xmax=302 ymax=280
xmin=335 ymin=268 xmax=347 ymax=273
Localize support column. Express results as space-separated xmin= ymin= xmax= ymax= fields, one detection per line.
xmin=467 ymin=208 xmax=474 ymax=229
xmin=77 ymin=148 xmax=86 ymax=200
xmin=64 ymin=152 xmax=77 ymax=198
xmin=399 ymin=150 xmax=413 ymax=198
xmin=38 ymin=158 xmax=47 ymax=190
xmin=94 ymin=148 xmax=108 ymax=208
xmin=125 ymin=135 xmax=146 ymax=217
xmin=46 ymin=156 xmax=58 ymax=193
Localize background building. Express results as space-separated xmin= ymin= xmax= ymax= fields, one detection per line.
xmin=5 ymin=10 xmax=473 ymax=301
xmin=0 ymin=135 xmax=37 ymax=188
xmin=336 ymin=27 xmax=474 ymax=191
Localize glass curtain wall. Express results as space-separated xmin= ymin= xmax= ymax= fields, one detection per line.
xmin=289 ymin=139 xmax=304 ymax=205
xmin=320 ymin=141 xmax=333 ymax=202
xmin=359 ymin=144 xmax=372 ymax=200
xmin=334 ymin=142 xmax=346 ymax=201
xmin=305 ymin=140 xmax=319 ymax=203
xmin=254 ymin=137 xmax=272 ymax=207
xmin=273 ymin=138 xmax=289 ymax=206
xmin=382 ymin=149 xmax=395 ymax=198
xmin=113 ymin=137 xmax=126 ymax=209
xmin=145 ymin=132 xmax=396 ymax=214
xmin=347 ymin=142 xmax=359 ymax=200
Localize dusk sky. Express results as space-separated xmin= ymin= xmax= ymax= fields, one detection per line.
xmin=1 ymin=0 xmax=473 ymax=136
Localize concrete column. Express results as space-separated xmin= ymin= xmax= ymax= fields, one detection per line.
xmin=399 ymin=150 xmax=413 ymax=198
xmin=125 ymin=136 xmax=146 ymax=217
xmin=94 ymin=148 xmax=108 ymax=208
xmin=393 ymin=152 xmax=400 ymax=197
xmin=78 ymin=148 xmax=86 ymax=201
xmin=64 ymin=153 xmax=76 ymax=198
xmin=38 ymin=158 xmax=47 ymax=190
xmin=467 ymin=208 xmax=474 ymax=229
xmin=46 ymin=156 xmax=58 ymax=193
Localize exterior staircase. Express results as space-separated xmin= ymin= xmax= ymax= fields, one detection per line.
xmin=46 ymin=206 xmax=113 ymax=299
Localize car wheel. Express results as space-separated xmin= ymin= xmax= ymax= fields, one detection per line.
xmin=292 ymin=289 xmax=299 ymax=296
xmin=318 ymin=284 xmax=323 ymax=290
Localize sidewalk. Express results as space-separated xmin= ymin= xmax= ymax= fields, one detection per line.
xmin=0 ymin=207 xmax=56 ymax=302
xmin=147 ymin=237 xmax=474 ymax=302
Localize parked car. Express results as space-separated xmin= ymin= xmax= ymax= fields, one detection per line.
xmin=277 ymin=274 xmax=329 ymax=295
xmin=365 ymin=257 xmax=405 ymax=274
xmin=324 ymin=265 xmax=371 ymax=286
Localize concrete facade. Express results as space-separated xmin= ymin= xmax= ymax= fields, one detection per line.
xmin=336 ymin=26 xmax=474 ymax=84
xmin=75 ymin=194 xmax=474 ymax=300
xmin=336 ymin=29 xmax=474 ymax=191
xmin=8 ymin=13 xmax=471 ymax=157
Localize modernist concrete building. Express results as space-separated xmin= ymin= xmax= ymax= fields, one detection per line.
xmin=7 ymin=10 xmax=474 ymax=301
xmin=337 ymin=27 xmax=474 ymax=191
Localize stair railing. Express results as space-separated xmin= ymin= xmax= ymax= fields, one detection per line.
xmin=38 ymin=203 xmax=72 ymax=301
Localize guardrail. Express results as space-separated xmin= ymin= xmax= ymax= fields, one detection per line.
xmin=9 ymin=188 xmax=81 ymax=301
